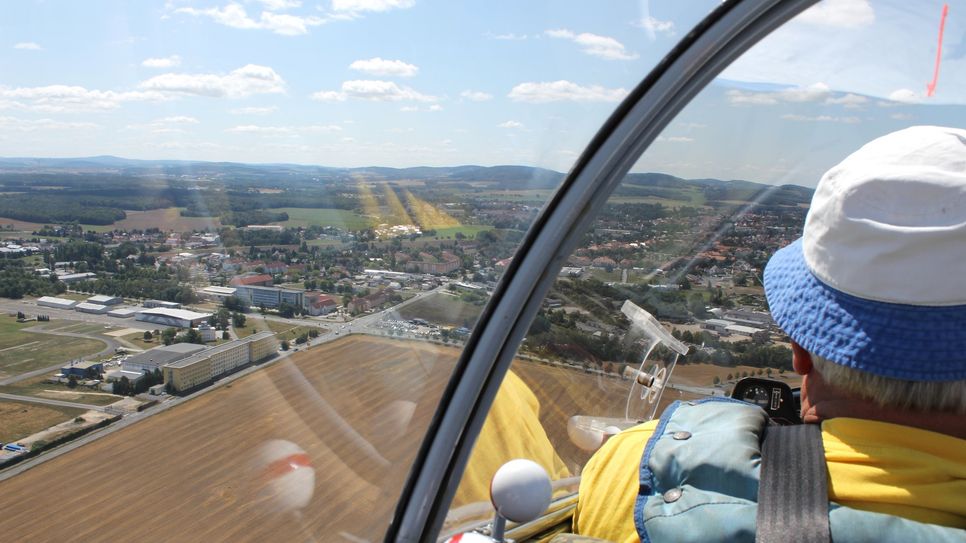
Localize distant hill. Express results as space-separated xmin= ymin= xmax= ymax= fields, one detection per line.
xmin=0 ymin=155 xmax=812 ymax=206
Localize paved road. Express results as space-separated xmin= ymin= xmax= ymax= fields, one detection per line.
xmin=0 ymin=392 xmax=108 ymax=412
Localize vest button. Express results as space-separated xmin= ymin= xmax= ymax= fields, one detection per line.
xmin=672 ymin=431 xmax=691 ymax=440
xmin=663 ymin=488 xmax=683 ymax=503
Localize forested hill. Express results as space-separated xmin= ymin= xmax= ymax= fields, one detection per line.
xmin=0 ymin=156 xmax=813 ymax=226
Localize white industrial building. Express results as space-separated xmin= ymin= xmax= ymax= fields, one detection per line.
xmin=57 ymin=272 xmax=97 ymax=283
xmin=199 ymin=286 xmax=237 ymax=302
xmin=136 ymin=308 xmax=212 ymax=328
xmin=75 ymin=302 xmax=109 ymax=314
xmin=37 ymin=296 xmax=78 ymax=310
xmin=107 ymin=307 xmax=139 ymax=318
xmin=87 ymin=295 xmax=122 ymax=306
xmin=122 ymin=342 xmax=207 ymax=374
xmin=143 ymin=299 xmax=181 ymax=309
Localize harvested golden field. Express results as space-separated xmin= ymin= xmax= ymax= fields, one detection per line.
xmin=0 ymin=400 xmax=85 ymax=443
xmin=0 ymin=336 xmax=648 ymax=542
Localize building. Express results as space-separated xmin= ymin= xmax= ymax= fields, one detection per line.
xmin=60 ymin=360 xmax=103 ymax=378
xmin=105 ymin=369 xmax=146 ymax=387
xmin=75 ymin=302 xmax=109 ymax=314
xmin=122 ymin=342 xmax=207 ymax=374
xmin=163 ymin=332 xmax=276 ymax=392
xmin=199 ymin=286 xmax=237 ymax=302
xmin=702 ymin=318 xmax=735 ymax=334
xmin=136 ymin=308 xmax=212 ymax=328
xmin=304 ymin=292 xmax=339 ymax=316
xmin=143 ymin=299 xmax=181 ymax=309
xmin=87 ymin=295 xmax=122 ymax=306
xmin=348 ymin=288 xmax=393 ymax=314
xmin=37 ymin=296 xmax=78 ymax=310
xmin=197 ymin=323 xmax=217 ymax=342
xmin=107 ymin=307 xmax=139 ymax=319
xmin=57 ymin=272 xmax=97 ymax=283
xmin=234 ymin=285 xmax=303 ymax=310
xmin=229 ymin=274 xmax=274 ymax=288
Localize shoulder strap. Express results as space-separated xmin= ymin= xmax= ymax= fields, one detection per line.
xmin=756 ymin=424 xmax=831 ymax=543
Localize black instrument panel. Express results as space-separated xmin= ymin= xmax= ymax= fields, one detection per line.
xmin=730 ymin=377 xmax=801 ymax=425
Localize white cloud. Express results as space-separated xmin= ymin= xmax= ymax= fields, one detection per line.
xmin=257 ymin=0 xmax=302 ymax=9
xmin=13 ymin=42 xmax=43 ymax=51
xmin=890 ymin=112 xmax=914 ymax=120
xmin=175 ymin=3 xmax=325 ymax=35
xmin=508 ymin=80 xmax=627 ymax=103
xmin=499 ymin=120 xmax=523 ymax=129
xmin=0 ymin=116 xmax=99 ymax=131
xmin=726 ymin=83 xmax=830 ymax=105
xmin=886 ymin=88 xmax=921 ymax=104
xmin=399 ymin=105 xmax=419 ymax=112
xmin=428 ymin=104 xmax=442 ymax=111
xmin=634 ymin=16 xmax=675 ymax=37
xmin=227 ymin=124 xmax=342 ymax=134
xmin=460 ymin=90 xmax=493 ymax=102
xmin=230 ymin=106 xmax=278 ymax=114
xmin=486 ymin=32 xmax=527 ymax=41
xmin=824 ymin=93 xmax=868 ymax=108
xmin=545 ymin=29 xmax=638 ymax=60
xmin=311 ymin=80 xmax=436 ymax=102
xmin=349 ymin=57 xmax=418 ymax=77
xmin=155 ymin=115 xmax=199 ymax=124
xmin=138 ymin=64 xmax=286 ymax=98
xmin=331 ymin=0 xmax=415 ymax=14
xmin=0 ymin=85 xmax=166 ymax=112
xmin=798 ymin=0 xmax=874 ymax=28
xmin=781 ymin=113 xmax=861 ymax=123
xmin=142 ymin=55 xmax=182 ymax=68
xmin=656 ymin=135 xmax=694 ymax=143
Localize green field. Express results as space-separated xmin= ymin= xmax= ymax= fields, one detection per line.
xmin=396 ymin=293 xmax=483 ymax=328
xmin=0 ymin=375 xmax=122 ymax=406
xmin=267 ymin=207 xmax=373 ymax=230
xmin=0 ymin=319 xmax=107 ymax=380
xmin=0 ymin=400 xmax=86 ymax=443
xmin=417 ymin=224 xmax=493 ymax=240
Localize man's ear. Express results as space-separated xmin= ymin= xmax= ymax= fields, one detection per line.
xmin=791 ymin=341 xmax=812 ymax=375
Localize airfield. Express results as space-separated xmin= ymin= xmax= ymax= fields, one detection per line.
xmin=0 ymin=334 xmax=645 ymax=542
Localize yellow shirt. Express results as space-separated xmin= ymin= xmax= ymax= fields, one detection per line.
xmin=574 ymin=418 xmax=966 ymax=543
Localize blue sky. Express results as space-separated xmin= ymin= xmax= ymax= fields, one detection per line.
xmin=1 ymin=0 xmax=965 ymax=186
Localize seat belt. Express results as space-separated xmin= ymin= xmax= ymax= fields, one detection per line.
xmin=756 ymin=424 xmax=831 ymax=543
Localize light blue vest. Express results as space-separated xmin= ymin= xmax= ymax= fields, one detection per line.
xmin=635 ymin=397 xmax=965 ymax=542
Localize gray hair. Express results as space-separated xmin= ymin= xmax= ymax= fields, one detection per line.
xmin=810 ymin=353 xmax=966 ymax=414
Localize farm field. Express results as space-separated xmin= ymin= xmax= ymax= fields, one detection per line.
xmin=397 ymin=292 xmax=483 ymax=328
xmin=0 ymin=335 xmax=646 ymax=542
xmin=83 ymin=208 xmax=222 ymax=233
xmin=0 ymin=400 xmax=85 ymax=443
xmin=267 ymin=207 xmax=372 ymax=230
xmin=0 ymin=320 xmax=107 ymax=380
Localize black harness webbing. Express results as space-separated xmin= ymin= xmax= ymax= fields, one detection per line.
xmin=756 ymin=424 xmax=832 ymax=543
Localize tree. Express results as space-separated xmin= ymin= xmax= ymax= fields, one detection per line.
xmin=161 ymin=328 xmax=177 ymax=346
xmin=308 ymin=328 xmax=319 ymax=338
xmin=231 ymin=312 xmax=246 ymax=328
xmin=182 ymin=328 xmax=203 ymax=344
xmin=295 ymin=333 xmax=308 ymax=345
xmin=280 ymin=340 xmax=290 ymax=351
xmin=67 ymin=375 xmax=78 ymax=389
xmin=143 ymin=330 xmax=153 ymax=342
xmin=222 ymin=330 xmax=230 ymax=340
xmin=224 ymin=296 xmax=246 ymax=312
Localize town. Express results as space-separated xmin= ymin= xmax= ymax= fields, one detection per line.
xmin=0 ymin=162 xmax=809 ymax=473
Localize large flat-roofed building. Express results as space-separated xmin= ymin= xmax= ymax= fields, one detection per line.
xmin=199 ymin=286 xmax=237 ymax=302
xmin=87 ymin=295 xmax=122 ymax=306
xmin=37 ymin=296 xmax=78 ymax=310
xmin=107 ymin=307 xmax=139 ymax=318
xmin=234 ymin=285 xmax=303 ymax=310
xmin=163 ymin=332 xmax=276 ymax=392
xmin=75 ymin=302 xmax=109 ymax=314
xmin=136 ymin=308 xmax=212 ymax=328
xmin=57 ymin=272 xmax=97 ymax=283
xmin=143 ymin=299 xmax=181 ymax=309
xmin=61 ymin=360 xmax=103 ymax=378
xmin=122 ymin=342 xmax=207 ymax=374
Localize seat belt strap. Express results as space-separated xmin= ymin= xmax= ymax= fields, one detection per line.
xmin=756 ymin=424 xmax=831 ymax=543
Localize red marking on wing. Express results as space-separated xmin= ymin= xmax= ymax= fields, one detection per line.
xmin=927 ymin=3 xmax=949 ymax=97
xmin=262 ymin=452 xmax=312 ymax=480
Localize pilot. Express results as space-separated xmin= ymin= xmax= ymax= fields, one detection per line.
xmin=572 ymin=126 xmax=966 ymax=542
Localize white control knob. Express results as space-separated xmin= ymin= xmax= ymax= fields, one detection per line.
xmin=489 ymin=459 xmax=552 ymax=523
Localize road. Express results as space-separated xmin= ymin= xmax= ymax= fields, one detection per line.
xmin=0 ymin=392 xmax=109 ymax=412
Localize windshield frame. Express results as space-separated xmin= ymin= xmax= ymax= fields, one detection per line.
xmin=387 ymin=0 xmax=821 ymax=540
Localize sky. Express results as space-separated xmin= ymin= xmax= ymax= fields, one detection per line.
xmin=1 ymin=0 xmax=965 ymax=186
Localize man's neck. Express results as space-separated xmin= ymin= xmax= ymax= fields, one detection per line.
xmin=800 ymin=372 xmax=966 ymax=440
